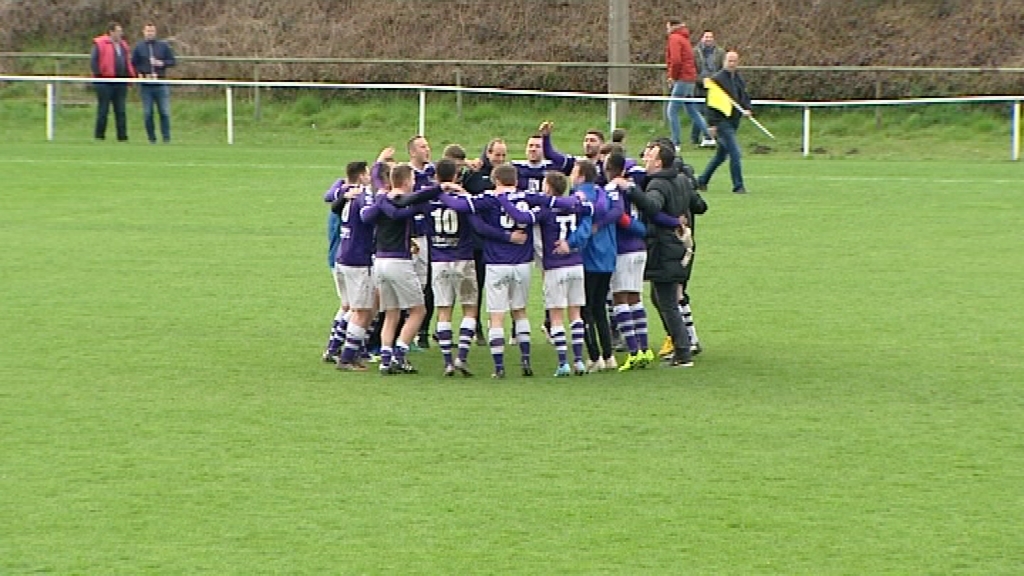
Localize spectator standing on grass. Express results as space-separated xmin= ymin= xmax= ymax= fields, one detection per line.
xmin=691 ymin=29 xmax=724 ymax=147
xmin=665 ymin=19 xmax=710 ymax=150
xmin=91 ymin=22 xmax=135 ymax=141
xmin=696 ymin=51 xmax=753 ymax=195
xmin=131 ymin=23 xmax=177 ymax=144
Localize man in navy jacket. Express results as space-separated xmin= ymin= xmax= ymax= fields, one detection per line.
xmin=131 ymin=23 xmax=177 ymax=143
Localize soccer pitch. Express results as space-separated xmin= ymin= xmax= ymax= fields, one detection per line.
xmin=2 ymin=138 xmax=1022 ymax=574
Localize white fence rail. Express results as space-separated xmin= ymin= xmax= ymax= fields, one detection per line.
xmin=2 ymin=74 xmax=1021 ymax=161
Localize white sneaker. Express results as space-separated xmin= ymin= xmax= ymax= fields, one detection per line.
xmin=603 ymin=356 xmax=618 ymax=371
xmin=587 ymin=358 xmax=605 ymax=373
xmin=700 ymin=138 xmax=717 ymax=148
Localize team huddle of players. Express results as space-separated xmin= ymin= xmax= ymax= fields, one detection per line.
xmin=321 ymin=123 xmax=705 ymax=378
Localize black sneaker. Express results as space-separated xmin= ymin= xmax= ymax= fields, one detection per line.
xmin=491 ymin=369 xmax=506 ymax=379
xmin=443 ymin=364 xmax=456 ymax=377
xmin=454 ymin=358 xmax=473 ymax=377
xmin=322 ymin=349 xmax=340 ymax=364
xmin=417 ymin=333 xmax=431 ymax=349
xmin=392 ymin=360 xmax=418 ymax=374
xmin=733 ymin=187 xmax=748 ymax=194
xmin=669 ymin=354 xmax=694 ymax=368
xmin=691 ymin=342 xmax=703 ymax=356
xmin=522 ymin=364 xmax=534 ymax=377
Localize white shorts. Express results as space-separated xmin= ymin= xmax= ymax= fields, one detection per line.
xmin=412 ymin=236 xmax=429 ymax=286
xmin=432 ymin=260 xmax=479 ymax=308
xmin=543 ymin=264 xmax=586 ymax=309
xmin=334 ymin=264 xmax=376 ymax=310
xmin=485 ymin=263 xmax=532 ymax=313
xmin=611 ymin=251 xmax=648 ymax=294
xmin=375 ymin=258 xmax=424 ymax=310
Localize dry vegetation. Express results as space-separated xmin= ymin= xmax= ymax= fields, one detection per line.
xmin=2 ymin=0 xmax=1023 ymax=98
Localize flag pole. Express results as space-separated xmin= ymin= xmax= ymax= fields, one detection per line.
xmin=706 ymin=79 xmax=775 ymax=140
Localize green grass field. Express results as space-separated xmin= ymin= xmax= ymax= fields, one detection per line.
xmin=1 ymin=94 xmax=1023 ymax=574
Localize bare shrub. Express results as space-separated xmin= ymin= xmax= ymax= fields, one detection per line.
xmin=2 ymin=0 xmax=1022 ymax=98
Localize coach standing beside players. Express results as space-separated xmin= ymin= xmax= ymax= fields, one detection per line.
xmin=131 ymin=23 xmax=177 ymax=144
xmin=90 ymin=22 xmax=135 ymax=141
xmin=626 ymin=144 xmax=696 ymax=368
xmin=696 ymin=51 xmax=753 ymax=194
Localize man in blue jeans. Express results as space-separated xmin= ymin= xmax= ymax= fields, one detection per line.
xmin=131 ymin=23 xmax=177 ymax=143
xmin=664 ymin=20 xmax=710 ymax=150
xmin=697 ymin=51 xmax=753 ymax=195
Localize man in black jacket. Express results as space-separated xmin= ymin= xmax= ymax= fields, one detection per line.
xmin=626 ymin=144 xmax=696 ymax=367
xmin=696 ymin=51 xmax=753 ymax=194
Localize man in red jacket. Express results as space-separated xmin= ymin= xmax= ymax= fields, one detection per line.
xmin=664 ymin=19 xmax=709 ymax=149
xmin=90 ymin=22 xmax=136 ymax=141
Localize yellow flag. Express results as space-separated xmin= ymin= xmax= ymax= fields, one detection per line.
xmin=704 ymin=78 xmax=733 ymax=117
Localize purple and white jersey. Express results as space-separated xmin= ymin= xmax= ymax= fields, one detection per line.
xmin=411 ymin=163 xmax=437 ymax=237
xmin=426 ymin=198 xmax=475 ymax=262
xmin=502 ymin=198 xmax=595 ymax=271
xmin=609 ymin=183 xmax=646 ymax=256
xmin=511 ymin=160 xmax=552 ymax=194
xmin=335 ymin=186 xmax=378 ymax=267
xmin=443 ymin=190 xmax=537 ymax=265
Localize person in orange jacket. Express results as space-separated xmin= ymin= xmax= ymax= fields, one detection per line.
xmin=665 ymin=20 xmax=709 ymax=149
xmin=90 ymin=22 xmax=136 ymax=141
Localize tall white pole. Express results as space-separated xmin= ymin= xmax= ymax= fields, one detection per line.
xmin=1013 ymin=100 xmax=1021 ymax=162
xmin=46 ymin=83 xmax=55 ymax=141
xmin=418 ymin=90 xmax=426 ymax=136
xmin=226 ymin=86 xmax=234 ymax=145
xmin=802 ymin=106 xmax=811 ymax=157
xmin=609 ymin=99 xmax=618 ymax=135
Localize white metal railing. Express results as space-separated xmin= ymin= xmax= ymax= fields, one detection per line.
xmin=2 ymin=74 xmax=1021 ymax=161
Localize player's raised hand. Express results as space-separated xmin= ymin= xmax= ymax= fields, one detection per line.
xmin=376 ymin=146 xmax=396 ymax=162
xmin=538 ymin=121 xmax=553 ymax=136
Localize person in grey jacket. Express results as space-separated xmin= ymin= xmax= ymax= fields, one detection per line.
xmin=625 ymin=143 xmax=697 ymax=367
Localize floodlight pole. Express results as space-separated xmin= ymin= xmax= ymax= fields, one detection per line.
xmin=608 ymin=0 xmax=629 ymax=121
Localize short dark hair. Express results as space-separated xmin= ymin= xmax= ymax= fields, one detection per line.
xmin=576 ymin=159 xmax=598 ymax=183
xmin=108 ymin=21 xmax=122 ymax=33
xmin=492 ymin=163 xmax=518 ymax=187
xmin=586 ymin=130 xmax=605 ymax=142
xmin=655 ymin=144 xmax=675 ymax=169
xmin=667 ymin=19 xmax=682 ymax=26
xmin=436 ymin=158 xmax=459 ymax=183
xmin=545 ymin=171 xmax=568 ymax=196
xmin=442 ymin=144 xmax=466 ymax=161
xmin=605 ymin=153 xmax=626 ymax=179
xmin=390 ymin=163 xmax=413 ymax=188
xmin=406 ymin=135 xmax=425 ymax=153
xmin=611 ymin=128 xmax=626 ymax=143
xmin=345 ymin=161 xmax=368 ymax=182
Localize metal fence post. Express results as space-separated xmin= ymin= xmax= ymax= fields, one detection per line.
xmin=1013 ymin=100 xmax=1021 ymax=161
xmin=226 ymin=86 xmax=234 ymax=144
xmin=253 ymin=63 xmax=261 ymax=121
xmin=46 ymin=83 xmax=55 ymax=141
xmin=802 ymin=106 xmax=811 ymax=157
xmin=455 ymin=68 xmax=463 ymax=120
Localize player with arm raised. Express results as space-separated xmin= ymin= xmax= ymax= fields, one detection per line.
xmin=407 ymin=136 xmax=437 ymax=350
xmin=538 ymin=121 xmax=606 ymax=185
